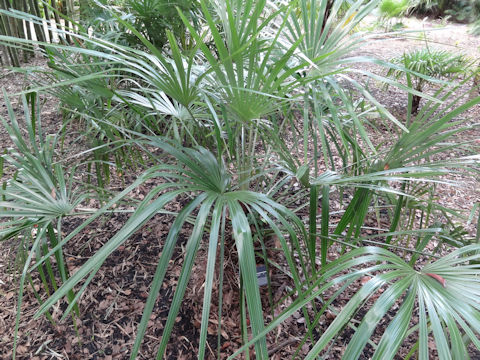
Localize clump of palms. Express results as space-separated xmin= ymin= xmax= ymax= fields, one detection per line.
xmin=387 ymin=47 xmax=471 ymax=113
xmin=0 ymin=0 xmax=480 ymax=359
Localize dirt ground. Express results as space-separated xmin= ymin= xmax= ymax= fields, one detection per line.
xmin=0 ymin=16 xmax=479 ymax=360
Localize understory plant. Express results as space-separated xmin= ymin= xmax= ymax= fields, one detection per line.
xmin=379 ymin=0 xmax=411 ymax=18
xmin=122 ymin=0 xmax=200 ymax=49
xmin=387 ymin=47 xmax=470 ymax=113
xmin=408 ymin=0 xmax=480 ymax=24
xmin=1 ymin=0 xmax=480 ymax=359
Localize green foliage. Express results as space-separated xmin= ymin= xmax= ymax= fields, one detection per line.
xmin=0 ymin=92 xmax=87 ymax=357
xmin=78 ymin=0 xmax=130 ymax=43
xmin=233 ymin=245 xmax=480 ymax=359
xmin=387 ymin=48 xmax=471 ymax=113
xmin=408 ymin=0 xmax=480 ymax=23
xmin=123 ymin=0 xmax=199 ymax=49
xmin=444 ymin=0 xmax=480 ymax=24
xmin=379 ymin=0 xmax=410 ymax=17
xmin=377 ymin=0 xmax=480 ymax=32
xmin=388 ymin=48 xmax=470 ymax=87
xmin=0 ymin=0 xmax=480 ymax=358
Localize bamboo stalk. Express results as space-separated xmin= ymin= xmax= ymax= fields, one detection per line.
xmin=28 ymin=0 xmax=47 ymax=44
xmin=0 ymin=16 xmax=6 ymax=66
xmin=50 ymin=0 xmax=65 ymax=44
xmin=0 ymin=0 xmax=20 ymax=66
xmin=63 ymin=0 xmax=72 ymax=44
xmin=20 ymin=0 xmax=34 ymax=61
xmin=41 ymin=0 xmax=54 ymax=43
xmin=66 ymin=0 xmax=75 ymax=36
xmin=58 ymin=0 xmax=73 ymax=44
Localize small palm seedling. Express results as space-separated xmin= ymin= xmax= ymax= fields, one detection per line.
xmin=387 ymin=48 xmax=470 ymax=114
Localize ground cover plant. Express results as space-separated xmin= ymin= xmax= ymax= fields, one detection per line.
xmin=0 ymin=0 xmax=480 ymax=358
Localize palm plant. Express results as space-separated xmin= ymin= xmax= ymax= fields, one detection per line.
xmin=387 ymin=48 xmax=471 ymax=113
xmin=0 ymin=0 xmax=480 ymax=359
xmin=124 ymin=0 xmax=199 ymax=49
xmin=310 ymin=73 xmax=480 ymax=257
xmin=0 ymin=92 xmax=88 ymax=355
xmin=232 ymin=244 xmax=480 ymax=359
xmin=19 ymin=135 xmax=312 ymax=359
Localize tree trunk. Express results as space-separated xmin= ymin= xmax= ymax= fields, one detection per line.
xmin=411 ymin=95 xmax=420 ymax=114
xmin=321 ymin=0 xmax=334 ymax=36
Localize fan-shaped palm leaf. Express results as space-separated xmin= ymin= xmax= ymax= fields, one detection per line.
xmin=31 ymin=138 xmax=310 ymax=359
xmin=228 ymin=245 xmax=480 ymax=359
